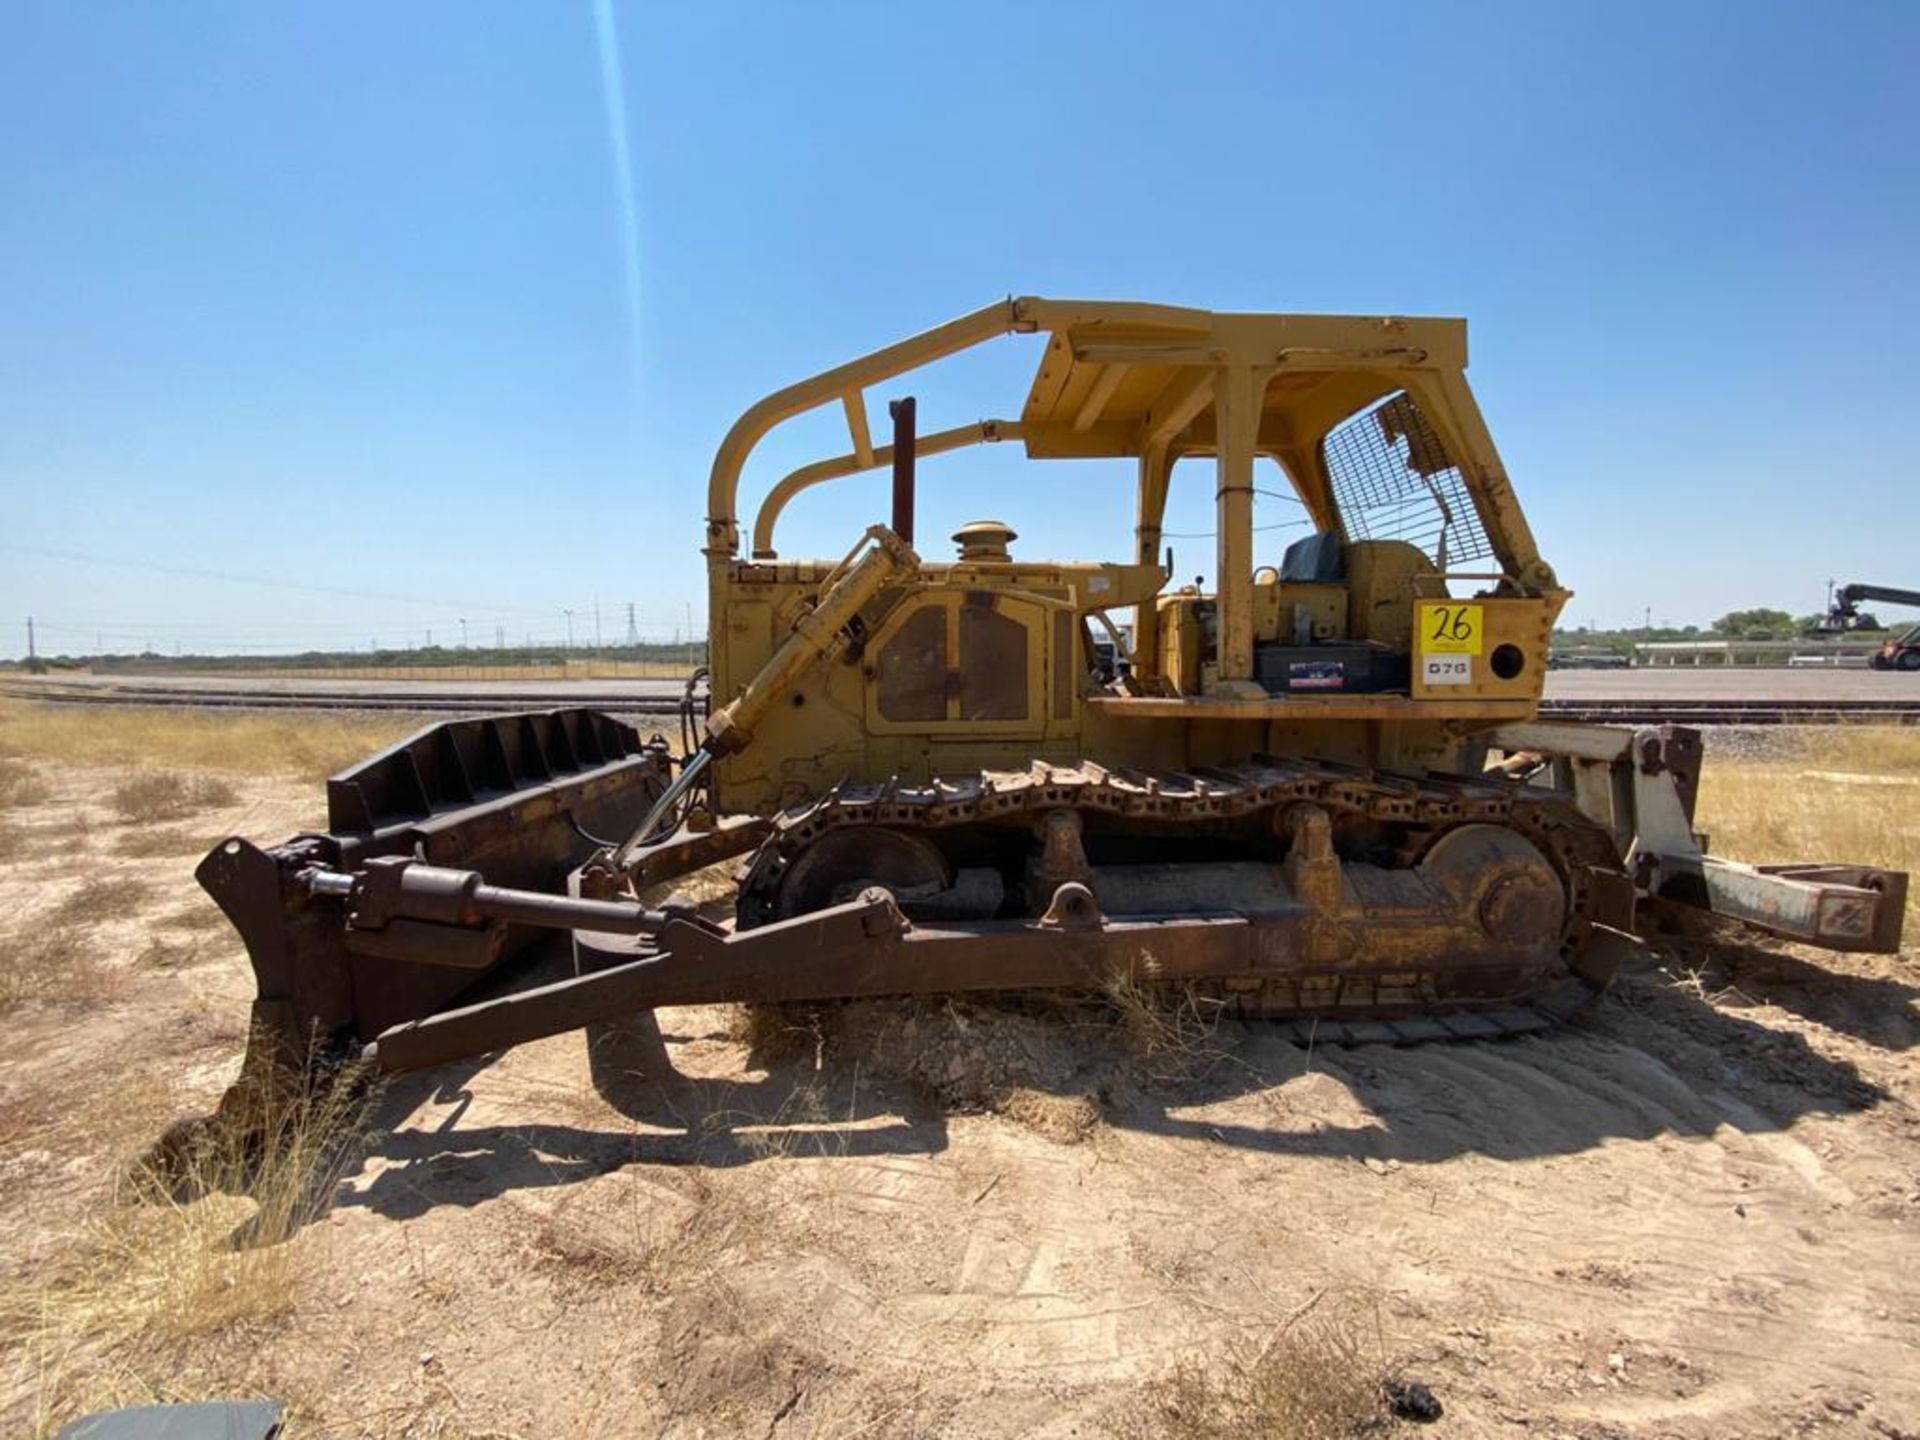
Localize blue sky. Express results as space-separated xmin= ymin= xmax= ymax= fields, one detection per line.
xmin=2 ymin=2 xmax=1916 ymax=657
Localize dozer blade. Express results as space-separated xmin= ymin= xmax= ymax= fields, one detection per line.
xmin=195 ymin=709 xmax=670 ymax=1084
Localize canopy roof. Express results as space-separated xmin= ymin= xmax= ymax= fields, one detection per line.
xmin=1013 ymin=305 xmax=1467 ymax=459
xmin=714 ymin=296 xmax=1480 ymax=561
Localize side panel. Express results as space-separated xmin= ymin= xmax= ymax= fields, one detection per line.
xmin=1409 ymin=596 xmax=1564 ymax=701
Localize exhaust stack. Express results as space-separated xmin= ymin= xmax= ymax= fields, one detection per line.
xmin=889 ymin=395 xmax=916 ymax=544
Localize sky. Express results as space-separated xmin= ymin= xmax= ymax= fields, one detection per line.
xmin=2 ymin=1 xmax=1916 ymax=658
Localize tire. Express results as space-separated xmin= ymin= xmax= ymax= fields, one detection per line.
xmin=1897 ymin=649 xmax=1920 ymax=672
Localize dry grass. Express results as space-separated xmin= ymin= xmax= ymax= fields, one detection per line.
xmin=158 ymin=903 xmax=227 ymax=934
xmin=0 ymin=756 xmax=51 ymax=811
xmin=136 ymin=937 xmax=200 ymax=970
xmin=727 ymin=1002 xmax=833 ymax=1068
xmin=1103 ymin=973 xmax=1231 ymax=1083
xmin=0 ymin=925 xmax=120 ymax=1013
xmin=107 ymin=771 xmax=239 ymax=825
xmin=112 ymin=826 xmax=214 ymax=858
xmin=157 ymin=906 xmax=224 ymax=940
xmin=48 ymin=876 xmax=153 ymax=928
xmin=0 ymin=699 xmax=412 ymax=781
xmin=0 ymin=1066 xmax=375 ymax=1438
xmin=1115 ymin=1294 xmax=1393 ymax=1440
xmin=996 ymin=1085 xmax=1102 ymax=1144
xmin=527 ymin=1170 xmax=751 ymax=1296
xmin=1696 ymin=727 xmax=1920 ymax=922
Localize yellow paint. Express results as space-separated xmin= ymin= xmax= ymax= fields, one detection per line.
xmin=1418 ymin=602 xmax=1484 ymax=655
xmin=693 ymin=297 xmax=1569 ymax=814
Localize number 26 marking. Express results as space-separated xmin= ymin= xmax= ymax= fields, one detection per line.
xmin=1418 ymin=602 xmax=1482 ymax=655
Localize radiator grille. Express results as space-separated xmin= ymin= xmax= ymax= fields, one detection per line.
xmin=1320 ymin=391 xmax=1493 ymax=568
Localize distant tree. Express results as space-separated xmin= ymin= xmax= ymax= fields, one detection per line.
xmin=1712 ymin=608 xmax=1796 ymax=640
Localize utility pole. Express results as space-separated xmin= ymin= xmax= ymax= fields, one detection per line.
xmin=459 ymin=618 xmax=469 ymax=649
xmin=562 ymin=608 xmax=576 ymax=654
xmin=26 ymin=616 xmax=37 ymax=671
xmin=624 ymin=602 xmax=639 ymax=648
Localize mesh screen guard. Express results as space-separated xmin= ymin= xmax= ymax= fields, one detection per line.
xmin=1319 ymin=391 xmax=1494 ymax=568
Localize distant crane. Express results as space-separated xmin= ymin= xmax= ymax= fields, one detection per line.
xmin=1823 ymin=581 xmax=1920 ymax=671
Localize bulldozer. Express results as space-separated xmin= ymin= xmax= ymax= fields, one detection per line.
xmin=193 ymin=297 xmax=1907 ymax=1105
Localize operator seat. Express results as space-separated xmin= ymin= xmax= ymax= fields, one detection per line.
xmin=1279 ymin=531 xmax=1344 ymax=584
xmin=1344 ymin=540 xmax=1441 ymax=650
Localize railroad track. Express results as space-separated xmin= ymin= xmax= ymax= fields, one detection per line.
xmin=0 ymin=680 xmax=683 ymax=716
xmin=3 ymin=680 xmax=1917 ymax=726
xmin=1539 ymin=699 xmax=1920 ymax=725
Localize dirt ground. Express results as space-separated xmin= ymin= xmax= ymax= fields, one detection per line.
xmin=2 ymin=731 xmax=1918 ymax=1438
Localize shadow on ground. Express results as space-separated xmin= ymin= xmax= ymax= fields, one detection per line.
xmin=322 ymin=940 xmax=1899 ymax=1223
xmin=335 ymin=1020 xmax=953 ymax=1221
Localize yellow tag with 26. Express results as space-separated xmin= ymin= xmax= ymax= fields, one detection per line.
xmin=1417 ymin=602 xmax=1483 ymax=656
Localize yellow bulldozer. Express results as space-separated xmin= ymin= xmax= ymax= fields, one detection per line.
xmin=195 ymin=297 xmax=1906 ymax=1098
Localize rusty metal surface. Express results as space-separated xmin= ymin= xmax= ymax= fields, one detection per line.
xmin=1650 ymin=857 xmax=1909 ymax=954
xmin=315 ymin=752 xmax=1643 ymax=1074
xmin=197 ymin=709 xmax=667 ymax=1065
xmin=367 ymin=804 xmax=1594 ymax=1073
xmin=1494 ymin=722 xmax=1907 ymax=956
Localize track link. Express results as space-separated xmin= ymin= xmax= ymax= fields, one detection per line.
xmin=735 ymin=756 xmax=1634 ymax=1042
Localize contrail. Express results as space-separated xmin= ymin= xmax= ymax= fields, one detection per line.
xmin=592 ymin=0 xmax=644 ymax=409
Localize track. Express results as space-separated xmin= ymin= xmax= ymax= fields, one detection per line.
xmin=1539 ymin=698 xmax=1920 ymax=725
xmin=4 ymin=678 xmax=1918 ymax=725
xmin=0 ymin=679 xmax=683 ymax=716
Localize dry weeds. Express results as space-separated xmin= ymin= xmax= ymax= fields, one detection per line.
xmin=0 ymin=699 xmax=412 ymax=781
xmin=112 ymin=826 xmax=213 ymax=859
xmin=136 ymin=937 xmax=199 ymax=970
xmin=1116 ymin=1293 xmax=1393 ymax=1440
xmin=525 ymin=1170 xmax=760 ymax=1299
xmin=727 ymin=1002 xmax=833 ymax=1068
xmin=48 ymin=876 xmax=153 ymax=928
xmin=0 ymin=756 xmax=51 ymax=811
xmin=107 ymin=771 xmax=238 ymax=825
xmin=158 ymin=903 xmax=227 ymax=934
xmin=996 ymin=1085 xmax=1102 ymax=1143
xmin=1 ymin=1067 xmax=375 ymax=1438
xmin=0 ymin=925 xmax=119 ymax=1013
xmin=1696 ymin=726 xmax=1920 ymax=921
xmin=1103 ymin=973 xmax=1231 ymax=1083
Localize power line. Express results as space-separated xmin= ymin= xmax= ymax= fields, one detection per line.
xmin=0 ymin=542 xmax=563 ymax=620
xmin=1161 ymin=519 xmax=1315 ymax=539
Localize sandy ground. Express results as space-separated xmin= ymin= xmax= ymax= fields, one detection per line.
xmin=2 ymin=757 xmax=1918 ymax=1439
